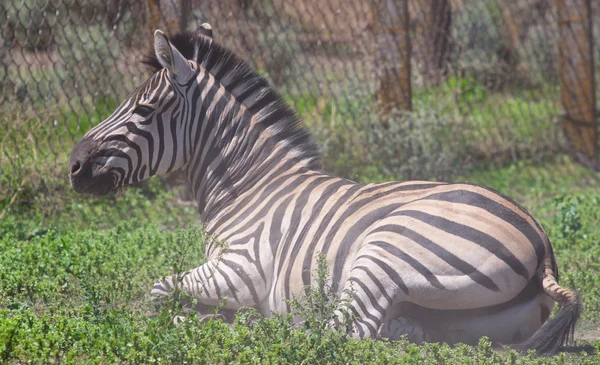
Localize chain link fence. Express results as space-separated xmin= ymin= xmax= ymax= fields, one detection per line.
xmin=1 ymin=0 xmax=598 ymax=216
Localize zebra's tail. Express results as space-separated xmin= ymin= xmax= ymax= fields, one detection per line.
xmin=511 ymin=257 xmax=582 ymax=354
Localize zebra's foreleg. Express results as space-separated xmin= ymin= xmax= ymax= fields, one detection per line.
xmin=151 ymin=256 xmax=268 ymax=315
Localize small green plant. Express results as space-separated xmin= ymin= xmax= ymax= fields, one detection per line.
xmin=447 ymin=75 xmax=487 ymax=109
xmin=289 ymin=253 xmax=354 ymax=337
xmin=553 ymin=195 xmax=583 ymax=241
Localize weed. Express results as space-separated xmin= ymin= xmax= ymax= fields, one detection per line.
xmin=289 ymin=253 xmax=354 ymax=336
xmin=553 ymin=195 xmax=584 ymax=242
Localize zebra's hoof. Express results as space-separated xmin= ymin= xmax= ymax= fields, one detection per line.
xmin=378 ymin=317 xmax=433 ymax=343
xmin=173 ymin=315 xmax=187 ymax=327
xmin=198 ymin=313 xmax=226 ymax=323
xmin=150 ymin=281 xmax=172 ymax=307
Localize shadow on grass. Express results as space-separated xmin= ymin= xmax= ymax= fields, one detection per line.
xmin=560 ymin=344 xmax=596 ymax=355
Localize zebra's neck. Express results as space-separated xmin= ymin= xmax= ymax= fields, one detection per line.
xmin=184 ymin=71 xmax=318 ymax=222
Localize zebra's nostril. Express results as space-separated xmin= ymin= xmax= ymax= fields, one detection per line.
xmin=70 ymin=161 xmax=82 ymax=175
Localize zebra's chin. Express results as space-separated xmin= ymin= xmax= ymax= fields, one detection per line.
xmin=70 ymin=171 xmax=116 ymax=196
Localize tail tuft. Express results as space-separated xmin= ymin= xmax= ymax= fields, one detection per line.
xmin=511 ymin=274 xmax=582 ymax=354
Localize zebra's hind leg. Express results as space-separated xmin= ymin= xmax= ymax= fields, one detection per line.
xmin=378 ymin=317 xmax=433 ymax=343
xmin=327 ymin=296 xmax=385 ymax=340
xmin=328 ymin=259 xmax=401 ymax=339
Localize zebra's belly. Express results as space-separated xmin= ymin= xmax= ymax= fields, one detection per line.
xmin=386 ymin=279 xmax=553 ymax=344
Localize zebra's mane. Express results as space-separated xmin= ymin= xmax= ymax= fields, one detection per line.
xmin=143 ymin=32 xmax=321 ymax=170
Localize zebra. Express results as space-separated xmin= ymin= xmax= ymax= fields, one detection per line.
xmin=68 ymin=26 xmax=581 ymax=354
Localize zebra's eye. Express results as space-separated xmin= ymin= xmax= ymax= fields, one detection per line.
xmin=133 ymin=104 xmax=154 ymax=118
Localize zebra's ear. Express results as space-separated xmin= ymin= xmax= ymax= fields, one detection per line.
xmin=196 ymin=23 xmax=213 ymax=39
xmin=154 ymin=29 xmax=194 ymax=83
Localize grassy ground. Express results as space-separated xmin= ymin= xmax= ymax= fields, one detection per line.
xmin=1 ymin=156 xmax=599 ymax=364
xmin=0 ymin=54 xmax=595 ymax=364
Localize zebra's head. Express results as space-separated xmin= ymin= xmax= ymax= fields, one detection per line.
xmin=69 ymin=26 xmax=213 ymax=196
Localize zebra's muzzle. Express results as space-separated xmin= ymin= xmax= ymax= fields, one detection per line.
xmin=69 ymin=136 xmax=115 ymax=196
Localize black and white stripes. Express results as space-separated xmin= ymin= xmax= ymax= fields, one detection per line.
xmin=68 ymin=27 xmax=581 ymax=354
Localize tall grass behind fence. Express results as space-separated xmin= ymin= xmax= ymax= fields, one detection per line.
xmin=0 ymin=0 xmax=598 ymax=218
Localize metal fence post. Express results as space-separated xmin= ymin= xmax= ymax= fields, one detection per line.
xmin=557 ymin=0 xmax=597 ymax=169
xmin=372 ymin=0 xmax=412 ymax=116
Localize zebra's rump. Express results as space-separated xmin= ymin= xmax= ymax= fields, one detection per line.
xmin=354 ymin=181 xmax=547 ymax=309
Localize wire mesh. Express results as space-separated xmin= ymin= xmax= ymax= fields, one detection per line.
xmin=0 ymin=0 xmax=598 ymax=219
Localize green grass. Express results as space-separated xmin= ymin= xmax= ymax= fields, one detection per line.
xmin=409 ymin=76 xmax=561 ymax=163
xmin=1 ymin=156 xmax=599 ymax=364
